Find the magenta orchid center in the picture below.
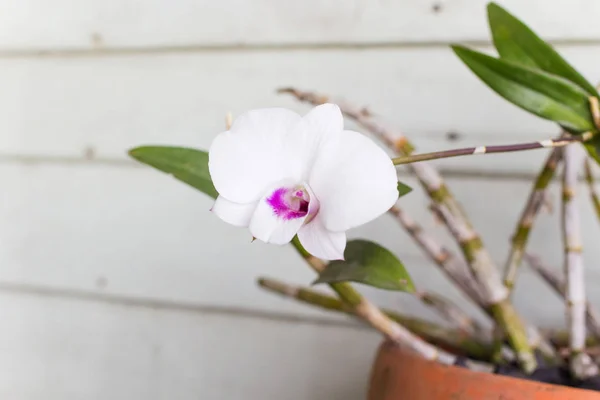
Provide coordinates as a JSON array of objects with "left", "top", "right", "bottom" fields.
[{"left": 266, "top": 185, "right": 318, "bottom": 223}]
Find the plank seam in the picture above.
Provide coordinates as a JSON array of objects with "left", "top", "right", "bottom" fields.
[{"left": 0, "top": 38, "right": 599, "bottom": 59}]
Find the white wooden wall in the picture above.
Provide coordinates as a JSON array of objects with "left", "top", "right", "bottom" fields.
[{"left": 2, "top": 1, "right": 600, "bottom": 399}]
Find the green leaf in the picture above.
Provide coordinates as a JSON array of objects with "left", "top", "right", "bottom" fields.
[
  {"left": 129, "top": 146, "right": 218, "bottom": 199},
  {"left": 452, "top": 45, "right": 594, "bottom": 133},
  {"left": 397, "top": 181, "right": 412, "bottom": 198},
  {"left": 487, "top": 2, "right": 599, "bottom": 97},
  {"left": 313, "top": 240, "right": 415, "bottom": 292}
]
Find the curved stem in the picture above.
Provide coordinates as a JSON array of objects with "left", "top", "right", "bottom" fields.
[
  {"left": 290, "top": 237, "right": 492, "bottom": 372},
  {"left": 257, "top": 277, "right": 495, "bottom": 360}
]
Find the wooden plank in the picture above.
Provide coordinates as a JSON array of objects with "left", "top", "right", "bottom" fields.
[
  {"left": 0, "top": 1, "right": 599, "bottom": 50},
  {"left": 2, "top": 46, "right": 599, "bottom": 175},
  {"left": 0, "top": 162, "right": 596, "bottom": 328},
  {"left": 0, "top": 289, "right": 379, "bottom": 400}
]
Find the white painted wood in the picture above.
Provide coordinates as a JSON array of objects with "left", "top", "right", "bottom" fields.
[
  {"left": 0, "top": 1, "right": 597, "bottom": 50},
  {"left": 1, "top": 45, "right": 599, "bottom": 175},
  {"left": 0, "top": 289, "right": 379, "bottom": 400},
  {"left": 5, "top": 2, "right": 600, "bottom": 398},
  {"left": 0, "top": 161, "right": 597, "bottom": 328}
]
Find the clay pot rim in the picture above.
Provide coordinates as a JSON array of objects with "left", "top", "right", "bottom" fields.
[{"left": 368, "top": 341, "right": 600, "bottom": 400}]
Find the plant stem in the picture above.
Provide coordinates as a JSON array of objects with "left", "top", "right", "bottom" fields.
[
  {"left": 416, "top": 290, "right": 485, "bottom": 336},
  {"left": 430, "top": 203, "right": 537, "bottom": 372},
  {"left": 584, "top": 158, "right": 600, "bottom": 221},
  {"left": 590, "top": 96, "right": 600, "bottom": 130},
  {"left": 390, "top": 134, "right": 591, "bottom": 165},
  {"left": 547, "top": 329, "right": 598, "bottom": 349},
  {"left": 257, "top": 276, "right": 495, "bottom": 360},
  {"left": 290, "top": 237, "right": 492, "bottom": 372},
  {"left": 281, "top": 87, "right": 541, "bottom": 372},
  {"left": 388, "top": 206, "right": 485, "bottom": 327},
  {"left": 388, "top": 205, "right": 484, "bottom": 307},
  {"left": 525, "top": 253, "right": 600, "bottom": 340},
  {"left": 503, "top": 148, "right": 562, "bottom": 292},
  {"left": 561, "top": 145, "right": 599, "bottom": 379},
  {"left": 388, "top": 207, "right": 522, "bottom": 360}
]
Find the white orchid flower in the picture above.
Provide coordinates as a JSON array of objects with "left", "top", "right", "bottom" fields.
[{"left": 208, "top": 104, "right": 398, "bottom": 260}]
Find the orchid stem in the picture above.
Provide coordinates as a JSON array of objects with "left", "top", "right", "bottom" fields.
[
  {"left": 430, "top": 203, "right": 539, "bottom": 372},
  {"left": 416, "top": 290, "right": 486, "bottom": 337},
  {"left": 290, "top": 237, "right": 492, "bottom": 372},
  {"left": 389, "top": 205, "right": 518, "bottom": 361},
  {"left": 225, "top": 111, "right": 233, "bottom": 129},
  {"left": 525, "top": 253, "right": 600, "bottom": 341},
  {"left": 584, "top": 158, "right": 600, "bottom": 222},
  {"left": 503, "top": 147, "right": 563, "bottom": 292},
  {"left": 257, "top": 276, "right": 495, "bottom": 360},
  {"left": 561, "top": 145, "right": 598, "bottom": 379},
  {"left": 388, "top": 205, "right": 484, "bottom": 308},
  {"left": 391, "top": 134, "right": 591, "bottom": 166},
  {"left": 590, "top": 96, "right": 600, "bottom": 130}
]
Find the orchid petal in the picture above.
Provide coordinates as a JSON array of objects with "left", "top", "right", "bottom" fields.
[
  {"left": 249, "top": 183, "right": 308, "bottom": 245},
  {"left": 297, "top": 216, "right": 346, "bottom": 260},
  {"left": 211, "top": 196, "right": 257, "bottom": 227},
  {"left": 308, "top": 130, "right": 398, "bottom": 232},
  {"left": 300, "top": 103, "right": 344, "bottom": 154},
  {"left": 296, "top": 183, "right": 345, "bottom": 260},
  {"left": 208, "top": 108, "right": 304, "bottom": 203},
  {"left": 284, "top": 103, "right": 344, "bottom": 180}
]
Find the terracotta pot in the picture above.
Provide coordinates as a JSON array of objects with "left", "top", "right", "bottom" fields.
[{"left": 368, "top": 342, "right": 600, "bottom": 400}]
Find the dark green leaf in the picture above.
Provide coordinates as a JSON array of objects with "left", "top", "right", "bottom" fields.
[
  {"left": 129, "top": 146, "right": 218, "bottom": 199},
  {"left": 487, "top": 2, "right": 598, "bottom": 97},
  {"left": 313, "top": 240, "right": 415, "bottom": 292},
  {"left": 452, "top": 45, "right": 594, "bottom": 133},
  {"left": 397, "top": 181, "right": 412, "bottom": 198}
]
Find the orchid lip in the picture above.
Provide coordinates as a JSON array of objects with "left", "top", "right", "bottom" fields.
[{"left": 266, "top": 184, "right": 317, "bottom": 222}]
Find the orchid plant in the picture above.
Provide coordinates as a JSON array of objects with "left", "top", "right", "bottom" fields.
[{"left": 129, "top": 2, "right": 600, "bottom": 387}]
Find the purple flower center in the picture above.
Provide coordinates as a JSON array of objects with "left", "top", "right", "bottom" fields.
[{"left": 266, "top": 186, "right": 311, "bottom": 220}]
